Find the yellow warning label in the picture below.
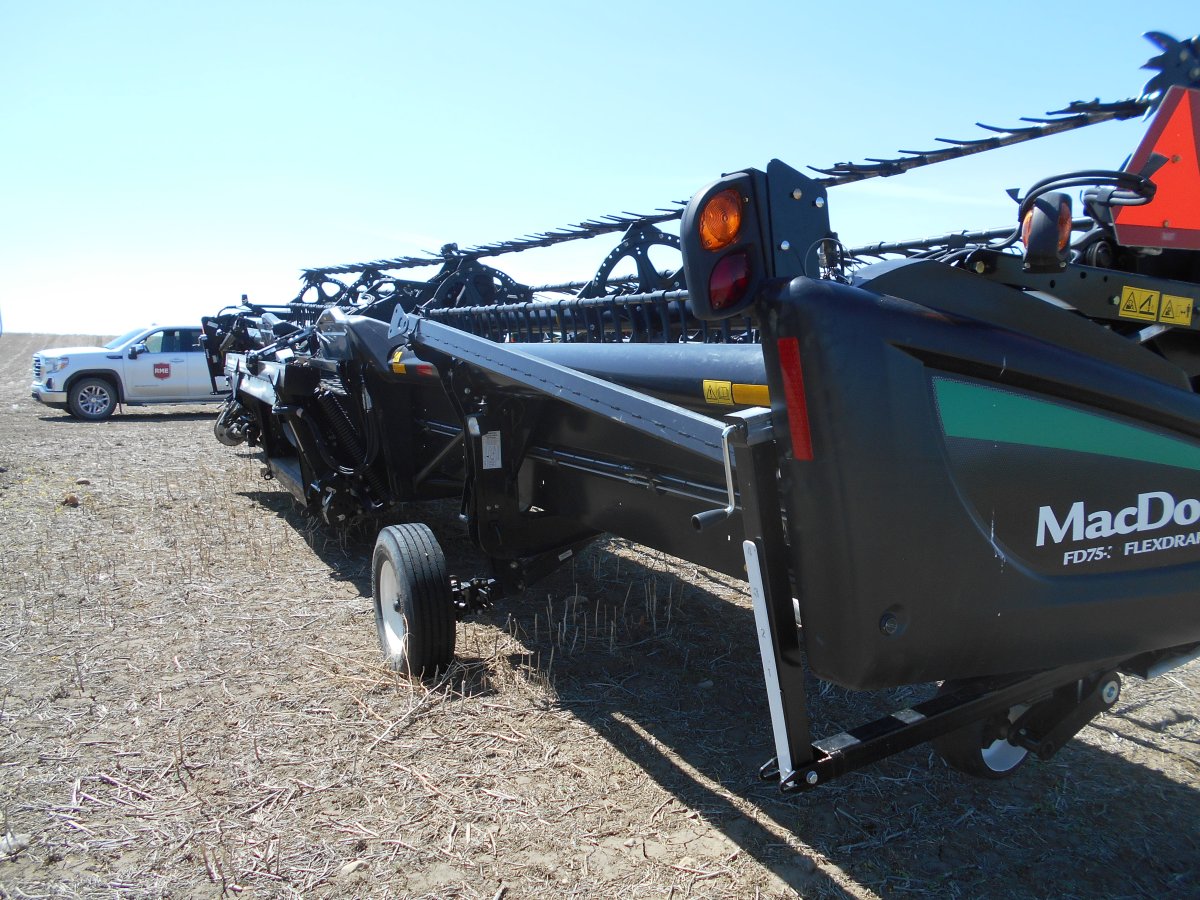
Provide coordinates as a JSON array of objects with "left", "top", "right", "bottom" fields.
[
  {"left": 1118, "top": 286, "right": 1160, "bottom": 322},
  {"left": 1159, "top": 294, "right": 1195, "bottom": 327},
  {"left": 390, "top": 349, "right": 407, "bottom": 374},
  {"left": 703, "top": 380, "right": 734, "bottom": 405},
  {"left": 732, "top": 383, "right": 770, "bottom": 406}
]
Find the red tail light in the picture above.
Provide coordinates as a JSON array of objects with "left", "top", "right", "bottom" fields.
[{"left": 709, "top": 251, "right": 751, "bottom": 310}]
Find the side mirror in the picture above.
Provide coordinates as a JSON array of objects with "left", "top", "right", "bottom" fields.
[{"left": 128, "top": 342, "right": 147, "bottom": 360}]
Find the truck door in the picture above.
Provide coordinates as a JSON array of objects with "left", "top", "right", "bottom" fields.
[
  {"left": 181, "top": 328, "right": 228, "bottom": 397},
  {"left": 125, "top": 329, "right": 193, "bottom": 400}
]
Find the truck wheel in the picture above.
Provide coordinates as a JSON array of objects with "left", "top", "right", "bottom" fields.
[
  {"left": 932, "top": 680, "right": 1030, "bottom": 779},
  {"left": 372, "top": 523, "right": 456, "bottom": 677},
  {"left": 67, "top": 377, "right": 117, "bottom": 421}
]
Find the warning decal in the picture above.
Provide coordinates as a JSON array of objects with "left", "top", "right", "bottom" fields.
[
  {"left": 703, "top": 380, "right": 734, "bottom": 405},
  {"left": 1159, "top": 294, "right": 1195, "bottom": 327},
  {"left": 1118, "top": 286, "right": 1160, "bottom": 322},
  {"left": 482, "top": 431, "right": 502, "bottom": 470},
  {"left": 1119, "top": 287, "right": 1197, "bottom": 327}
]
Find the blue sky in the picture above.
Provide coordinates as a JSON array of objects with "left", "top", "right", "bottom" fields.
[{"left": 1, "top": 1, "right": 1195, "bottom": 334}]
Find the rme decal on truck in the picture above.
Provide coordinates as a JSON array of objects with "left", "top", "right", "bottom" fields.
[{"left": 1037, "top": 491, "right": 1200, "bottom": 546}]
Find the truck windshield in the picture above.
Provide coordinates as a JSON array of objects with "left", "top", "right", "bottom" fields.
[{"left": 105, "top": 329, "right": 145, "bottom": 350}]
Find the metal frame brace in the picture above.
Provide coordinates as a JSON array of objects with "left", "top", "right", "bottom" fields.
[{"left": 723, "top": 408, "right": 815, "bottom": 787}]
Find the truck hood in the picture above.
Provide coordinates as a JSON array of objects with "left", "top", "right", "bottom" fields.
[{"left": 34, "top": 345, "right": 113, "bottom": 357}]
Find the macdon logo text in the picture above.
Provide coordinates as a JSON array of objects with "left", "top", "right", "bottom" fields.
[{"left": 1037, "top": 491, "right": 1200, "bottom": 547}]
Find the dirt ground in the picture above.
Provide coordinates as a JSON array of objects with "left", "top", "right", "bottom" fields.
[{"left": 1, "top": 332, "right": 1198, "bottom": 899}]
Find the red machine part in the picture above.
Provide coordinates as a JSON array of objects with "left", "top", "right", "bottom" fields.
[{"left": 1114, "top": 86, "right": 1200, "bottom": 250}]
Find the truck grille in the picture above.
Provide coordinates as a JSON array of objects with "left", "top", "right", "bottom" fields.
[{"left": 32, "top": 356, "right": 42, "bottom": 379}]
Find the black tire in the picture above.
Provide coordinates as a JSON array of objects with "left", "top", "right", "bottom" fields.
[
  {"left": 932, "top": 680, "right": 1030, "bottom": 779},
  {"left": 372, "top": 523, "right": 456, "bottom": 677},
  {"left": 67, "top": 377, "right": 117, "bottom": 421}
]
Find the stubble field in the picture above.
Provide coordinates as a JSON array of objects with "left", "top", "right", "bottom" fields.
[{"left": 0, "top": 332, "right": 1197, "bottom": 899}]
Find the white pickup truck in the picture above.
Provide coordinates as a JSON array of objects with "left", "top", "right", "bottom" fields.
[{"left": 31, "top": 325, "right": 229, "bottom": 421}]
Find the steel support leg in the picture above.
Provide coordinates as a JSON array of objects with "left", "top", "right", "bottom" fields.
[{"left": 732, "top": 431, "right": 814, "bottom": 784}]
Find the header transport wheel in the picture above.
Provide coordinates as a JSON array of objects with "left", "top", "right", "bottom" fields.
[
  {"left": 932, "top": 680, "right": 1031, "bottom": 778},
  {"left": 372, "top": 523, "right": 456, "bottom": 677},
  {"left": 213, "top": 399, "right": 250, "bottom": 446}
]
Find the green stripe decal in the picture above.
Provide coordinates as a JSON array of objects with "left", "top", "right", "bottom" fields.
[{"left": 934, "top": 378, "right": 1200, "bottom": 472}]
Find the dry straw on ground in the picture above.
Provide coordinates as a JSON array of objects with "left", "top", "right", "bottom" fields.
[{"left": 1, "top": 334, "right": 1197, "bottom": 899}]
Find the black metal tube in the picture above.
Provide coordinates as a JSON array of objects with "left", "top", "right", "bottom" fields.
[{"left": 849, "top": 219, "right": 1094, "bottom": 258}]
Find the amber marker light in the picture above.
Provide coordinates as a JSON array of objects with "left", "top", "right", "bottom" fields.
[
  {"left": 1056, "top": 200, "right": 1072, "bottom": 250},
  {"left": 699, "top": 188, "right": 743, "bottom": 251},
  {"left": 1022, "top": 197, "right": 1073, "bottom": 251}
]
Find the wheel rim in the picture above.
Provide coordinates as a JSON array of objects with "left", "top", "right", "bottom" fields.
[
  {"left": 79, "top": 384, "right": 111, "bottom": 416},
  {"left": 979, "top": 737, "right": 1027, "bottom": 773},
  {"left": 376, "top": 559, "right": 408, "bottom": 661},
  {"left": 979, "top": 704, "right": 1030, "bottom": 773}
]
